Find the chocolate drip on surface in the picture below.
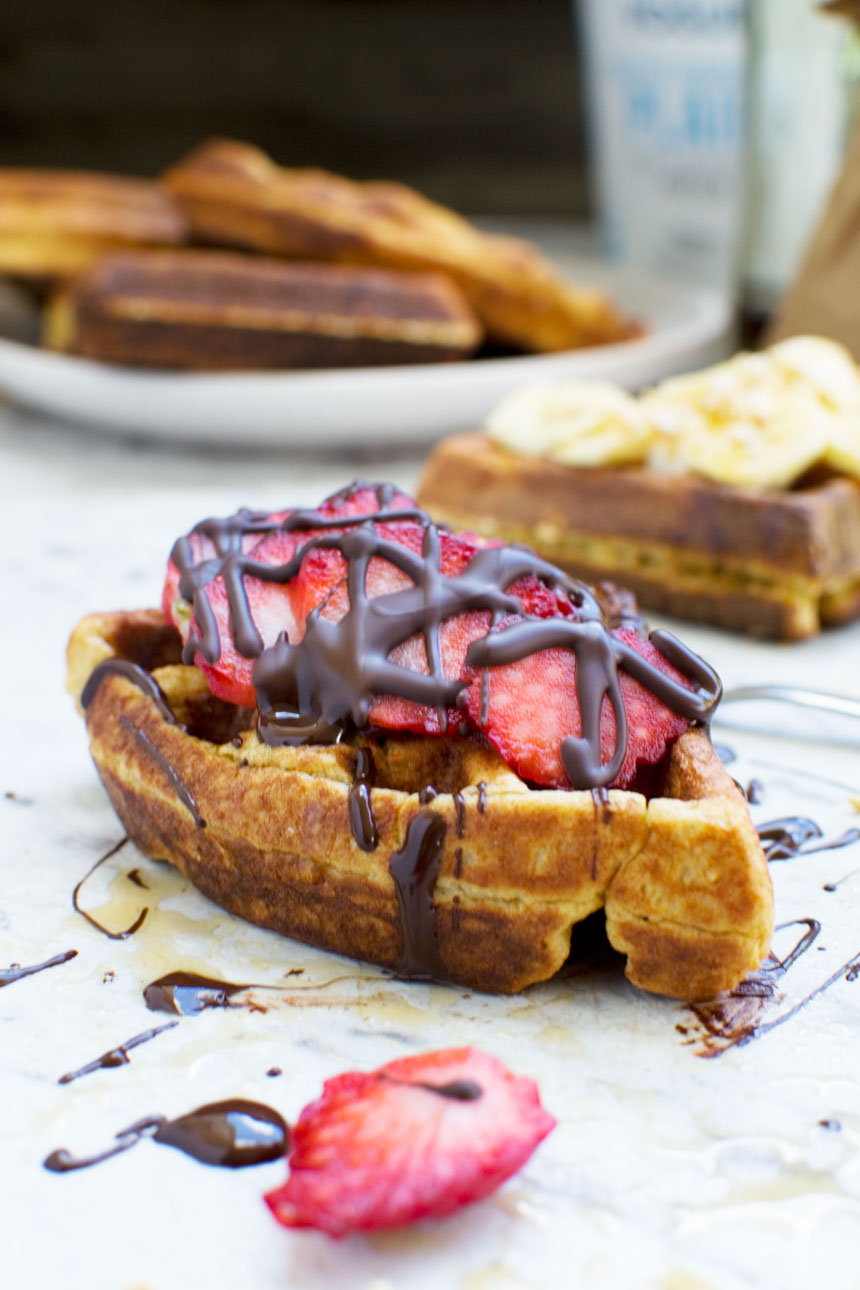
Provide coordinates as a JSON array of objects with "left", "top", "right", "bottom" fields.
[
  {"left": 757, "top": 817, "right": 860, "bottom": 864},
  {"left": 81, "top": 659, "right": 179, "bottom": 727},
  {"left": 118, "top": 716, "right": 205, "bottom": 828},
  {"left": 144, "top": 971, "right": 249, "bottom": 1015},
  {"left": 418, "top": 785, "right": 438, "bottom": 804},
  {"left": 348, "top": 747, "right": 377, "bottom": 851},
  {"left": 171, "top": 483, "right": 721, "bottom": 790},
  {"left": 44, "top": 1116, "right": 165, "bottom": 1174},
  {"left": 389, "top": 811, "right": 447, "bottom": 980},
  {"left": 127, "top": 868, "right": 148, "bottom": 889},
  {"left": 73, "top": 837, "right": 147, "bottom": 940},
  {"left": 58, "top": 1022, "right": 178, "bottom": 1084},
  {"left": 152, "top": 1100, "right": 289, "bottom": 1168},
  {"left": 476, "top": 782, "right": 487, "bottom": 814},
  {"left": 757, "top": 817, "right": 822, "bottom": 861},
  {"left": 0, "top": 949, "right": 77, "bottom": 989},
  {"left": 43, "top": 1101, "right": 288, "bottom": 1174},
  {"left": 677, "top": 918, "right": 847, "bottom": 1057}
]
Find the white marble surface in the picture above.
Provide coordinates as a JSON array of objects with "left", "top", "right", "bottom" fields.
[{"left": 2, "top": 403, "right": 860, "bottom": 1290}]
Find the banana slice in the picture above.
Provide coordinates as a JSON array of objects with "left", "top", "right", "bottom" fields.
[
  {"left": 486, "top": 379, "right": 653, "bottom": 466},
  {"left": 643, "top": 341, "right": 860, "bottom": 489}
]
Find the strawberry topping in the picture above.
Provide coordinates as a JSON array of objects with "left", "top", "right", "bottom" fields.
[
  {"left": 264, "top": 1046, "right": 555, "bottom": 1237},
  {"left": 164, "top": 482, "right": 720, "bottom": 790}
]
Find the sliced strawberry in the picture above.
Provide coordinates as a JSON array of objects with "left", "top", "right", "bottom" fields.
[
  {"left": 461, "top": 623, "right": 690, "bottom": 790},
  {"left": 264, "top": 1046, "right": 555, "bottom": 1237},
  {"left": 164, "top": 486, "right": 703, "bottom": 788}
]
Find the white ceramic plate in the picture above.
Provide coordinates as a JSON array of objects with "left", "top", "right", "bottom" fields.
[{"left": 0, "top": 260, "right": 731, "bottom": 445}]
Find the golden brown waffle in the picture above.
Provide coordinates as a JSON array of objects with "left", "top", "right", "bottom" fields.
[
  {"left": 43, "top": 248, "right": 483, "bottom": 370},
  {"left": 416, "top": 432, "right": 860, "bottom": 640},
  {"left": 163, "top": 138, "right": 636, "bottom": 354},
  {"left": 0, "top": 169, "right": 188, "bottom": 287},
  {"left": 67, "top": 608, "right": 773, "bottom": 999}
]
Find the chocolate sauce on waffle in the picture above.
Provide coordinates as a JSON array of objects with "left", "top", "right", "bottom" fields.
[
  {"left": 388, "top": 810, "right": 447, "bottom": 979},
  {"left": 81, "top": 658, "right": 180, "bottom": 727},
  {"left": 0, "top": 949, "right": 77, "bottom": 989},
  {"left": 44, "top": 1100, "right": 288, "bottom": 1173},
  {"left": 58, "top": 1021, "right": 178, "bottom": 1084},
  {"left": 118, "top": 715, "right": 205, "bottom": 828},
  {"left": 170, "top": 482, "right": 720, "bottom": 791},
  {"left": 349, "top": 747, "right": 377, "bottom": 851}
]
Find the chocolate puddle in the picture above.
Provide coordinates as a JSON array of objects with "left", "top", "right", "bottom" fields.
[
  {"left": 73, "top": 837, "right": 148, "bottom": 940},
  {"left": 0, "top": 949, "right": 77, "bottom": 989},
  {"left": 58, "top": 1021, "right": 178, "bottom": 1084},
  {"left": 44, "top": 1100, "right": 289, "bottom": 1174}
]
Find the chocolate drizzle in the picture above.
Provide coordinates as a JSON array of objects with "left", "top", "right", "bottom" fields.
[
  {"left": 58, "top": 1022, "right": 178, "bottom": 1084},
  {"left": 757, "top": 816, "right": 860, "bottom": 863},
  {"left": 73, "top": 837, "right": 148, "bottom": 940},
  {"left": 81, "top": 659, "right": 180, "bottom": 727},
  {"left": 348, "top": 747, "right": 377, "bottom": 851},
  {"left": 143, "top": 971, "right": 250, "bottom": 1015},
  {"left": 170, "top": 483, "right": 721, "bottom": 790},
  {"left": 388, "top": 811, "right": 447, "bottom": 979},
  {"left": 44, "top": 1100, "right": 289, "bottom": 1174},
  {"left": 118, "top": 716, "right": 205, "bottom": 828},
  {"left": 382, "top": 1074, "right": 482, "bottom": 1101},
  {"left": 676, "top": 918, "right": 860, "bottom": 1057},
  {"left": 0, "top": 949, "right": 77, "bottom": 989}
]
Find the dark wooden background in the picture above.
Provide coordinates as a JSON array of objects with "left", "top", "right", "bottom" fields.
[{"left": 0, "top": 0, "right": 591, "bottom": 217}]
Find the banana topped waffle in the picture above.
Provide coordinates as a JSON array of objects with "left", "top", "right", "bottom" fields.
[
  {"left": 163, "top": 138, "right": 636, "bottom": 354},
  {"left": 417, "top": 339, "right": 860, "bottom": 639},
  {"left": 67, "top": 483, "right": 773, "bottom": 998}
]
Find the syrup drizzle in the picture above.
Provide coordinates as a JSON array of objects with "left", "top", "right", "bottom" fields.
[
  {"left": 0, "top": 949, "right": 77, "bottom": 989},
  {"left": 170, "top": 483, "right": 720, "bottom": 791},
  {"left": 72, "top": 838, "right": 148, "bottom": 940},
  {"left": 58, "top": 1022, "right": 178, "bottom": 1084},
  {"left": 43, "top": 1100, "right": 289, "bottom": 1173}
]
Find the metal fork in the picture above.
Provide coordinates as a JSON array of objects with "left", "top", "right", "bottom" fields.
[{"left": 720, "top": 684, "right": 860, "bottom": 721}]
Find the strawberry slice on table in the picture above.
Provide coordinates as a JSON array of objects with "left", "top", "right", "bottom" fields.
[{"left": 264, "top": 1046, "right": 555, "bottom": 1238}]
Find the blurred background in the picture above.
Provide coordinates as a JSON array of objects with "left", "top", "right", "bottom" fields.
[
  {"left": 0, "top": 0, "right": 593, "bottom": 217},
  {"left": 2, "top": 0, "right": 856, "bottom": 322}
]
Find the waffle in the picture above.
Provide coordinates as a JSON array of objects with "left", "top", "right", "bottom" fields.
[
  {"left": 67, "top": 607, "right": 772, "bottom": 999},
  {"left": 162, "top": 138, "right": 636, "bottom": 354},
  {"left": 0, "top": 169, "right": 187, "bottom": 287},
  {"left": 43, "top": 248, "right": 483, "bottom": 370},
  {"left": 416, "top": 432, "right": 860, "bottom": 639}
]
